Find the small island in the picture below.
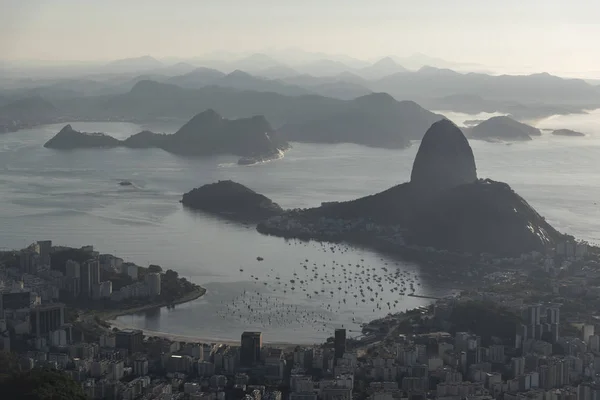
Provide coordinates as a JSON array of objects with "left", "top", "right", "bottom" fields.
[
  {"left": 467, "top": 115, "right": 541, "bottom": 141},
  {"left": 552, "top": 128, "right": 586, "bottom": 137},
  {"left": 44, "top": 110, "right": 289, "bottom": 165},
  {"left": 181, "top": 180, "right": 283, "bottom": 222}
]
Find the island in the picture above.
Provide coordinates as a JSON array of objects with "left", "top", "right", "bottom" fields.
[
  {"left": 257, "top": 119, "right": 564, "bottom": 256},
  {"left": 552, "top": 128, "right": 586, "bottom": 137},
  {"left": 43, "top": 110, "right": 289, "bottom": 165},
  {"left": 181, "top": 180, "right": 284, "bottom": 222},
  {"left": 44, "top": 124, "right": 121, "bottom": 148},
  {"left": 466, "top": 115, "right": 541, "bottom": 141}
]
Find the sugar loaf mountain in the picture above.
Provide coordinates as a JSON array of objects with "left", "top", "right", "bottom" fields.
[
  {"left": 43, "top": 110, "right": 288, "bottom": 165},
  {"left": 251, "top": 119, "right": 564, "bottom": 256}
]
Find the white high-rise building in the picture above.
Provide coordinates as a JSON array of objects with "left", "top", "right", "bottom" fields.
[
  {"left": 583, "top": 325, "right": 595, "bottom": 344},
  {"left": 145, "top": 273, "right": 161, "bottom": 297}
]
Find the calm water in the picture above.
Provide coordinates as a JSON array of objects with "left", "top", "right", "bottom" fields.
[{"left": 1, "top": 110, "right": 599, "bottom": 343}]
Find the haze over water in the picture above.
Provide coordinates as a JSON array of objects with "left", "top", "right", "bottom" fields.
[{"left": 0, "top": 110, "right": 599, "bottom": 343}]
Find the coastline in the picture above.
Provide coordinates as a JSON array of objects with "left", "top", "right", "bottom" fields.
[
  {"left": 106, "top": 319, "right": 302, "bottom": 348},
  {"left": 95, "top": 286, "right": 206, "bottom": 322}
]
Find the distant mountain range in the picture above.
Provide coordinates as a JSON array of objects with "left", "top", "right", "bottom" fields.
[
  {"left": 59, "top": 82, "right": 444, "bottom": 147},
  {"left": 279, "top": 93, "right": 442, "bottom": 148},
  {"left": 3, "top": 58, "right": 599, "bottom": 121}
]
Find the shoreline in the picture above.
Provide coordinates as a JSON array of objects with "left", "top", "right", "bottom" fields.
[
  {"left": 107, "top": 318, "right": 306, "bottom": 348},
  {"left": 95, "top": 286, "right": 206, "bottom": 322}
]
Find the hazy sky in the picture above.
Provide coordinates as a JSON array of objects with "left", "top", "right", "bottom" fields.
[{"left": 2, "top": 0, "right": 600, "bottom": 76}]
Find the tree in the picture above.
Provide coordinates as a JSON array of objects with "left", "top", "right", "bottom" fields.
[
  {"left": 0, "top": 351, "right": 21, "bottom": 383},
  {"left": 165, "top": 269, "right": 178, "bottom": 280},
  {"left": 148, "top": 264, "right": 162, "bottom": 273},
  {"left": 0, "top": 368, "right": 86, "bottom": 400}
]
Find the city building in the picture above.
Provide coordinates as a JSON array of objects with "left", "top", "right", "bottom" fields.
[
  {"left": 36, "top": 240, "right": 52, "bottom": 266},
  {"left": 240, "top": 331, "right": 263, "bottom": 367},
  {"left": 30, "top": 303, "right": 65, "bottom": 337},
  {"left": 20, "top": 249, "right": 40, "bottom": 275},
  {"left": 115, "top": 329, "right": 143, "bottom": 354},
  {"left": 335, "top": 328, "right": 347, "bottom": 361},
  {"left": 81, "top": 258, "right": 100, "bottom": 297},
  {"left": 1, "top": 291, "right": 32, "bottom": 312},
  {"left": 133, "top": 358, "right": 148, "bottom": 376},
  {"left": 145, "top": 273, "right": 161, "bottom": 297}
]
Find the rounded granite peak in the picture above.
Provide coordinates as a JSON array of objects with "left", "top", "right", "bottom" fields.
[{"left": 410, "top": 119, "right": 477, "bottom": 194}]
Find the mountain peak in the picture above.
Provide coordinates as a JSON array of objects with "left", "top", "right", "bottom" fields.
[
  {"left": 226, "top": 70, "right": 253, "bottom": 79},
  {"left": 58, "top": 124, "right": 74, "bottom": 133},
  {"left": 354, "top": 92, "right": 395, "bottom": 104},
  {"left": 373, "top": 57, "right": 397, "bottom": 68},
  {"left": 410, "top": 119, "right": 477, "bottom": 194},
  {"left": 187, "top": 109, "right": 222, "bottom": 124},
  {"left": 417, "top": 65, "right": 457, "bottom": 75}
]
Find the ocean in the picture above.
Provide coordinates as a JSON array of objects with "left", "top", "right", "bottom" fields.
[{"left": 0, "top": 109, "right": 599, "bottom": 343}]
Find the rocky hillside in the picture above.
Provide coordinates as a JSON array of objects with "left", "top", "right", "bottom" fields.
[
  {"left": 162, "top": 109, "right": 286, "bottom": 157},
  {"left": 260, "top": 119, "right": 563, "bottom": 256},
  {"left": 44, "top": 125, "right": 121, "bottom": 149},
  {"left": 410, "top": 119, "right": 477, "bottom": 194}
]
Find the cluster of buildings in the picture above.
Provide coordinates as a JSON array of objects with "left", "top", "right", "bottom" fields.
[
  {"left": 0, "top": 240, "right": 165, "bottom": 354},
  {"left": 3, "top": 241, "right": 162, "bottom": 306},
  {"left": 3, "top": 235, "right": 600, "bottom": 400},
  {"left": 339, "top": 298, "right": 600, "bottom": 400},
  {"left": 13, "top": 327, "right": 290, "bottom": 400}
]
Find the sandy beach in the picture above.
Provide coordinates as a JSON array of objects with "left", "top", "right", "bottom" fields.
[{"left": 108, "top": 317, "right": 307, "bottom": 348}]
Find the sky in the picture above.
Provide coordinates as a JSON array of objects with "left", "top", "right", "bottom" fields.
[{"left": 1, "top": 0, "right": 600, "bottom": 77}]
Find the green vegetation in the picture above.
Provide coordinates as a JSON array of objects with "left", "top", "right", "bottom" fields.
[
  {"left": 0, "top": 367, "right": 86, "bottom": 400},
  {"left": 0, "top": 351, "right": 21, "bottom": 383},
  {"left": 161, "top": 269, "right": 198, "bottom": 303},
  {"left": 50, "top": 248, "right": 93, "bottom": 275},
  {"left": 449, "top": 301, "right": 522, "bottom": 346},
  {"left": 148, "top": 264, "right": 163, "bottom": 273}
]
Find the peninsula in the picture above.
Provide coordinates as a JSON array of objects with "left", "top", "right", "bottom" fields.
[
  {"left": 181, "top": 180, "right": 284, "bottom": 222},
  {"left": 0, "top": 241, "right": 205, "bottom": 342},
  {"left": 258, "top": 119, "right": 564, "bottom": 256},
  {"left": 43, "top": 110, "right": 289, "bottom": 165}
]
